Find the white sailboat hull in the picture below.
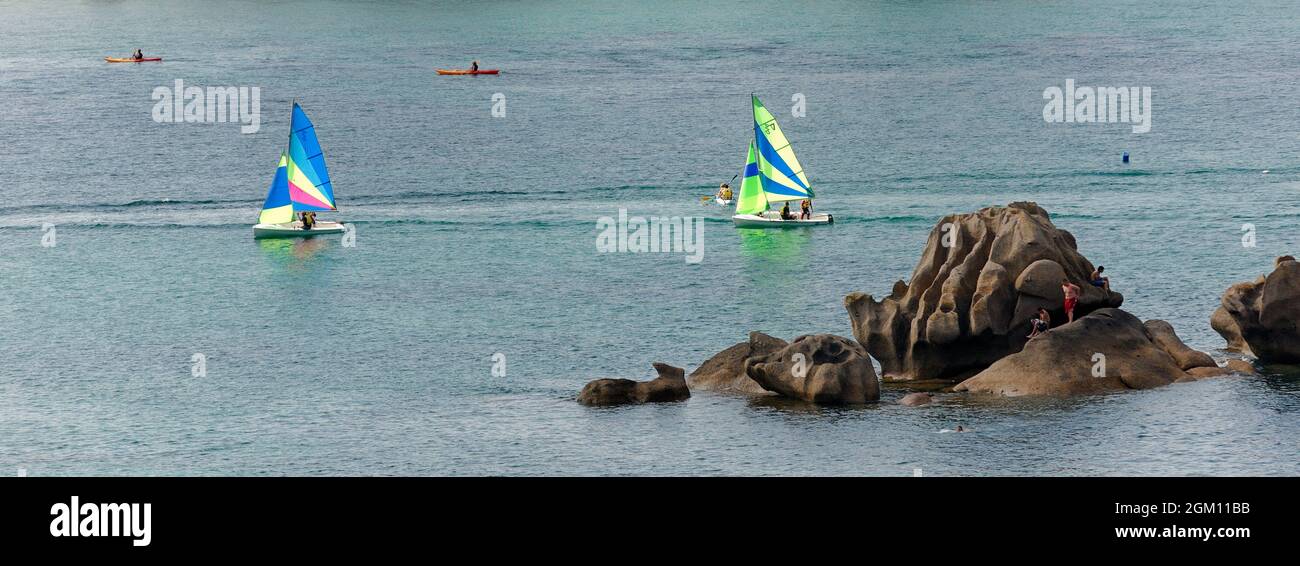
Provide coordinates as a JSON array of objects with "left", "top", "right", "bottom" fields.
[
  {"left": 732, "top": 212, "right": 833, "bottom": 228},
  {"left": 253, "top": 221, "right": 346, "bottom": 239}
]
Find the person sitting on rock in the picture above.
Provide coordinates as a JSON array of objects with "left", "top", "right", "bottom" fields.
[
  {"left": 1028, "top": 307, "right": 1051, "bottom": 339},
  {"left": 1061, "top": 278, "right": 1081, "bottom": 323},
  {"left": 1090, "top": 266, "right": 1110, "bottom": 291}
]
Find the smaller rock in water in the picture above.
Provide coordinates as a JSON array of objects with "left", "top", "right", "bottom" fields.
[
  {"left": 688, "top": 331, "right": 787, "bottom": 394},
  {"left": 1211, "top": 305, "right": 1250, "bottom": 354},
  {"left": 744, "top": 334, "right": 880, "bottom": 404},
  {"left": 1143, "top": 320, "right": 1217, "bottom": 370},
  {"left": 899, "top": 392, "right": 934, "bottom": 406},
  {"left": 1185, "top": 366, "right": 1231, "bottom": 379},
  {"left": 1224, "top": 359, "right": 1258, "bottom": 375},
  {"left": 577, "top": 362, "right": 690, "bottom": 406},
  {"left": 1213, "top": 256, "right": 1300, "bottom": 363},
  {"left": 1184, "top": 359, "right": 1258, "bottom": 380}
]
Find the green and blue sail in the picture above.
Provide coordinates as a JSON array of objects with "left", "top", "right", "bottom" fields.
[{"left": 735, "top": 95, "right": 814, "bottom": 215}]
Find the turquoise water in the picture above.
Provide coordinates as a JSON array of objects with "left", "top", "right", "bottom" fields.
[{"left": 1, "top": 0, "right": 1298, "bottom": 475}]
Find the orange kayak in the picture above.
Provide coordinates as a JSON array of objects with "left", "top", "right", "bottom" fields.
[
  {"left": 436, "top": 69, "right": 499, "bottom": 75},
  {"left": 106, "top": 57, "right": 162, "bottom": 63}
]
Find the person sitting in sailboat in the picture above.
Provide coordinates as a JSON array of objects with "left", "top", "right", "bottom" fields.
[
  {"left": 300, "top": 211, "right": 316, "bottom": 230},
  {"left": 800, "top": 199, "right": 811, "bottom": 219},
  {"left": 780, "top": 202, "right": 794, "bottom": 220}
]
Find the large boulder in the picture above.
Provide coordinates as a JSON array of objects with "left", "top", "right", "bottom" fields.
[
  {"left": 845, "top": 202, "right": 1122, "bottom": 380},
  {"left": 577, "top": 362, "right": 690, "bottom": 406},
  {"left": 1213, "top": 256, "right": 1300, "bottom": 363},
  {"left": 954, "top": 309, "right": 1196, "bottom": 396},
  {"left": 688, "top": 332, "right": 787, "bottom": 394},
  {"left": 743, "top": 334, "right": 880, "bottom": 404}
]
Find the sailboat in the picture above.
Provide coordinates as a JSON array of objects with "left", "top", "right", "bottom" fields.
[
  {"left": 732, "top": 95, "right": 833, "bottom": 227},
  {"left": 252, "top": 102, "right": 346, "bottom": 239}
]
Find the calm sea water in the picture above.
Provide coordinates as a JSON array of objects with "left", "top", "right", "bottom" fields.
[{"left": 1, "top": 0, "right": 1297, "bottom": 476}]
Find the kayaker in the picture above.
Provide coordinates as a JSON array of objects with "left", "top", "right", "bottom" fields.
[
  {"left": 132, "top": 49, "right": 143, "bottom": 60},
  {"left": 800, "top": 199, "right": 811, "bottom": 219},
  {"left": 470, "top": 60, "right": 479, "bottom": 72},
  {"left": 780, "top": 202, "right": 793, "bottom": 220},
  {"left": 718, "top": 183, "right": 733, "bottom": 201}
]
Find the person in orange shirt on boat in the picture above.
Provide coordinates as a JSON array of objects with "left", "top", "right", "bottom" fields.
[{"left": 800, "top": 199, "right": 811, "bottom": 219}]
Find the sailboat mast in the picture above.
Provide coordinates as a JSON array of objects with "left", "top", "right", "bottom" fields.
[
  {"left": 287, "top": 99, "right": 297, "bottom": 162},
  {"left": 751, "top": 94, "right": 769, "bottom": 212}
]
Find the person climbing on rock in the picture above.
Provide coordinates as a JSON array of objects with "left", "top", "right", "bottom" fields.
[
  {"left": 1061, "top": 278, "right": 1081, "bottom": 323},
  {"left": 1028, "top": 307, "right": 1051, "bottom": 339}
]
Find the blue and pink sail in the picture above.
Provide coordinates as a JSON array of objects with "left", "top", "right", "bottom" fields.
[{"left": 258, "top": 103, "right": 337, "bottom": 224}]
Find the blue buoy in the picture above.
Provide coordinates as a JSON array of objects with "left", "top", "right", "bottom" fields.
[{"left": 1122, "top": 152, "right": 1130, "bottom": 164}]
